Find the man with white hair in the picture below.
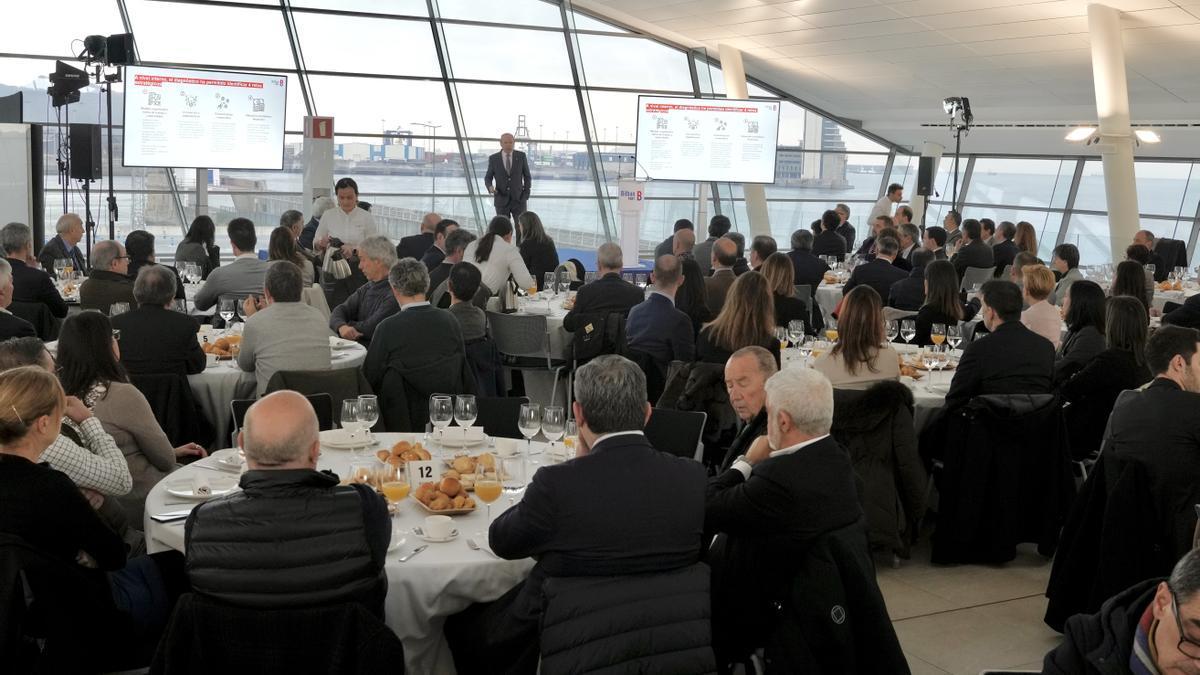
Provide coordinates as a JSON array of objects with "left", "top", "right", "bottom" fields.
[
  {"left": 2, "top": 221, "right": 68, "bottom": 319},
  {"left": 0, "top": 258, "right": 35, "bottom": 339},
  {"left": 185, "top": 391, "right": 390, "bottom": 615},
  {"left": 484, "top": 132, "right": 531, "bottom": 219},
  {"left": 38, "top": 212, "right": 88, "bottom": 273},
  {"left": 705, "top": 367, "right": 904, "bottom": 671},
  {"left": 562, "top": 242, "right": 643, "bottom": 333},
  {"left": 329, "top": 235, "right": 399, "bottom": 345},
  {"left": 79, "top": 240, "right": 134, "bottom": 314}
]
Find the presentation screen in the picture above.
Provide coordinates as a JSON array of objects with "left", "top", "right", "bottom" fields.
[
  {"left": 634, "top": 95, "right": 779, "bottom": 183},
  {"left": 123, "top": 65, "right": 287, "bottom": 170}
]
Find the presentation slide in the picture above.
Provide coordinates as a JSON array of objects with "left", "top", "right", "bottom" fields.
[
  {"left": 634, "top": 95, "right": 780, "bottom": 184},
  {"left": 123, "top": 66, "right": 287, "bottom": 170}
]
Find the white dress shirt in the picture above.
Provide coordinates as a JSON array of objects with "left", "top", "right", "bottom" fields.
[
  {"left": 313, "top": 206, "right": 379, "bottom": 247},
  {"left": 867, "top": 196, "right": 893, "bottom": 228},
  {"left": 731, "top": 433, "right": 831, "bottom": 479},
  {"left": 591, "top": 430, "right": 645, "bottom": 449},
  {"left": 463, "top": 236, "right": 535, "bottom": 295}
]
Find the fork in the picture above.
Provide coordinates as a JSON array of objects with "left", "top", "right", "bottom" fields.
[{"left": 466, "top": 538, "right": 498, "bottom": 558}]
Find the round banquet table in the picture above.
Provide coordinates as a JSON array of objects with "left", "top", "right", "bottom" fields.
[
  {"left": 815, "top": 282, "right": 844, "bottom": 323},
  {"left": 1153, "top": 287, "right": 1200, "bottom": 312},
  {"left": 144, "top": 432, "right": 545, "bottom": 674}
]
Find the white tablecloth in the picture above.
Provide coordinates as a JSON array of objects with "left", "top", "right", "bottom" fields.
[
  {"left": 143, "top": 433, "right": 543, "bottom": 674},
  {"left": 1153, "top": 288, "right": 1200, "bottom": 312},
  {"left": 815, "top": 283, "right": 844, "bottom": 323}
]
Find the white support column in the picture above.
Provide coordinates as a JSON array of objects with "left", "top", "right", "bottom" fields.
[
  {"left": 1087, "top": 2, "right": 1140, "bottom": 261},
  {"left": 909, "top": 142, "right": 944, "bottom": 229},
  {"left": 717, "top": 44, "right": 770, "bottom": 237},
  {"left": 303, "top": 116, "right": 336, "bottom": 219},
  {"left": 697, "top": 182, "right": 709, "bottom": 231},
  {"left": 195, "top": 168, "right": 208, "bottom": 218}
]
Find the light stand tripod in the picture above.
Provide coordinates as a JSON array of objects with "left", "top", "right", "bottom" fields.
[{"left": 100, "top": 68, "right": 119, "bottom": 242}]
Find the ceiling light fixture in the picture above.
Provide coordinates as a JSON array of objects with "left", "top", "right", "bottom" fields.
[
  {"left": 1134, "top": 129, "right": 1161, "bottom": 144},
  {"left": 1065, "top": 126, "right": 1097, "bottom": 142}
]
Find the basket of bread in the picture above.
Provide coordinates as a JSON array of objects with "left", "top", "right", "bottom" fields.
[
  {"left": 822, "top": 271, "right": 839, "bottom": 285},
  {"left": 441, "top": 453, "right": 499, "bottom": 491},
  {"left": 1157, "top": 280, "right": 1184, "bottom": 292},
  {"left": 375, "top": 440, "right": 432, "bottom": 468},
  {"left": 201, "top": 335, "right": 242, "bottom": 359},
  {"left": 412, "top": 477, "right": 477, "bottom": 514}
]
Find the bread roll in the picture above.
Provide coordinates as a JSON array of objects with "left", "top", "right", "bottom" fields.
[{"left": 438, "top": 476, "right": 461, "bottom": 498}]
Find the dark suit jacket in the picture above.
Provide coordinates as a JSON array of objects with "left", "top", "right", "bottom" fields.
[
  {"left": 703, "top": 269, "right": 737, "bottom": 316},
  {"left": 788, "top": 250, "right": 830, "bottom": 296},
  {"left": 38, "top": 235, "right": 87, "bottom": 274},
  {"left": 951, "top": 240, "right": 995, "bottom": 281},
  {"left": 836, "top": 223, "right": 856, "bottom": 251},
  {"left": 563, "top": 273, "right": 644, "bottom": 332},
  {"left": 111, "top": 305, "right": 205, "bottom": 377},
  {"left": 491, "top": 434, "right": 707, "bottom": 618},
  {"left": 79, "top": 270, "right": 136, "bottom": 314},
  {"left": 812, "top": 230, "right": 847, "bottom": 261},
  {"left": 991, "top": 239, "right": 1019, "bottom": 277},
  {"left": 843, "top": 258, "right": 908, "bottom": 303},
  {"left": 519, "top": 239, "right": 560, "bottom": 291},
  {"left": 717, "top": 409, "right": 766, "bottom": 472},
  {"left": 773, "top": 294, "right": 808, "bottom": 328},
  {"left": 888, "top": 267, "right": 925, "bottom": 311},
  {"left": 945, "top": 320, "right": 1054, "bottom": 409},
  {"left": 626, "top": 292, "right": 695, "bottom": 365},
  {"left": 654, "top": 235, "right": 675, "bottom": 259},
  {"left": 419, "top": 244, "right": 445, "bottom": 271},
  {"left": 427, "top": 261, "right": 453, "bottom": 297},
  {"left": 396, "top": 232, "right": 434, "bottom": 262},
  {"left": 1164, "top": 293, "right": 1200, "bottom": 330},
  {"left": 1148, "top": 251, "right": 1168, "bottom": 283},
  {"left": 484, "top": 150, "right": 532, "bottom": 213},
  {"left": 9, "top": 258, "right": 67, "bottom": 318},
  {"left": 0, "top": 310, "right": 35, "bottom": 340}
]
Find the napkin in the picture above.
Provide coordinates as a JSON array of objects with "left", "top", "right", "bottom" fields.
[{"left": 192, "top": 473, "right": 212, "bottom": 497}]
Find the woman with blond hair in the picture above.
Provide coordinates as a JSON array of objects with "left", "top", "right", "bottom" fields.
[
  {"left": 760, "top": 252, "right": 808, "bottom": 328},
  {"left": 695, "top": 271, "right": 780, "bottom": 365},
  {"left": 1020, "top": 264, "right": 1063, "bottom": 348},
  {"left": 1014, "top": 221, "right": 1038, "bottom": 255},
  {"left": 813, "top": 285, "right": 901, "bottom": 388}
]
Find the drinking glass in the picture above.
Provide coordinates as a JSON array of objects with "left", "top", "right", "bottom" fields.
[
  {"left": 474, "top": 466, "right": 503, "bottom": 529},
  {"left": 774, "top": 326, "right": 789, "bottom": 351},
  {"left": 796, "top": 335, "right": 812, "bottom": 366},
  {"left": 900, "top": 319, "right": 917, "bottom": 344},
  {"left": 429, "top": 395, "right": 453, "bottom": 447},
  {"left": 946, "top": 325, "right": 963, "bottom": 351},
  {"left": 825, "top": 318, "right": 839, "bottom": 342},
  {"left": 541, "top": 406, "right": 565, "bottom": 455},
  {"left": 218, "top": 298, "right": 237, "bottom": 326},
  {"left": 922, "top": 348, "right": 939, "bottom": 392},
  {"left": 53, "top": 258, "right": 69, "bottom": 282},
  {"left": 543, "top": 272, "right": 556, "bottom": 295},
  {"left": 357, "top": 395, "right": 379, "bottom": 437},
  {"left": 787, "top": 320, "right": 805, "bottom": 345},
  {"left": 562, "top": 419, "right": 579, "bottom": 459},
  {"left": 109, "top": 302, "right": 130, "bottom": 317},
  {"left": 170, "top": 299, "right": 187, "bottom": 313},
  {"left": 584, "top": 271, "right": 597, "bottom": 284},
  {"left": 931, "top": 323, "right": 947, "bottom": 347},
  {"left": 886, "top": 320, "right": 899, "bottom": 343},
  {"left": 380, "top": 463, "right": 410, "bottom": 509},
  {"left": 340, "top": 399, "right": 361, "bottom": 444},
  {"left": 501, "top": 454, "right": 526, "bottom": 494},
  {"left": 1147, "top": 263, "right": 1157, "bottom": 278},
  {"left": 518, "top": 403, "right": 541, "bottom": 456},
  {"left": 454, "top": 394, "right": 477, "bottom": 429},
  {"left": 349, "top": 460, "right": 378, "bottom": 489}
]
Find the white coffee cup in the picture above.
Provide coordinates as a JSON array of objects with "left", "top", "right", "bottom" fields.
[
  {"left": 494, "top": 437, "right": 520, "bottom": 457},
  {"left": 424, "top": 515, "right": 453, "bottom": 540}
]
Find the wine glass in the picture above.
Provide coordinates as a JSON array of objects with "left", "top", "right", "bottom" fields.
[
  {"left": 474, "top": 465, "right": 502, "bottom": 533},
  {"left": 340, "top": 399, "right": 361, "bottom": 446},
  {"left": 562, "top": 419, "right": 578, "bottom": 460},
  {"left": 518, "top": 403, "right": 541, "bottom": 457},
  {"left": 584, "top": 271, "right": 597, "bottom": 284},
  {"left": 541, "top": 406, "right": 565, "bottom": 456},
  {"left": 946, "top": 325, "right": 962, "bottom": 351},
  {"left": 429, "top": 395, "right": 453, "bottom": 449},
  {"left": 53, "top": 258, "right": 69, "bottom": 282},
  {"left": 109, "top": 302, "right": 130, "bottom": 317},
  {"left": 824, "top": 317, "right": 839, "bottom": 343},
  {"left": 796, "top": 334, "right": 812, "bottom": 366},
  {"left": 454, "top": 394, "right": 477, "bottom": 430},
  {"left": 787, "top": 320, "right": 805, "bottom": 346},
  {"left": 357, "top": 395, "right": 379, "bottom": 439},
  {"left": 886, "top": 320, "right": 899, "bottom": 343},
  {"left": 900, "top": 319, "right": 917, "bottom": 344},
  {"left": 218, "top": 298, "right": 237, "bottom": 326},
  {"left": 543, "top": 272, "right": 555, "bottom": 295},
  {"left": 922, "top": 348, "right": 939, "bottom": 392},
  {"left": 931, "top": 323, "right": 947, "bottom": 347},
  {"left": 774, "top": 326, "right": 789, "bottom": 351},
  {"left": 379, "top": 463, "right": 410, "bottom": 517}
]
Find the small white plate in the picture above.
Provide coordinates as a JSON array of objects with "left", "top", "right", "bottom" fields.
[
  {"left": 415, "top": 528, "right": 459, "bottom": 544},
  {"left": 320, "top": 429, "right": 376, "bottom": 449},
  {"left": 166, "top": 483, "right": 237, "bottom": 500},
  {"left": 436, "top": 434, "right": 489, "bottom": 449}
]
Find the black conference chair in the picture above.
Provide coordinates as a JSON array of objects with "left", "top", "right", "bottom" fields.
[
  {"left": 476, "top": 396, "right": 530, "bottom": 440},
  {"left": 643, "top": 407, "right": 707, "bottom": 461}
]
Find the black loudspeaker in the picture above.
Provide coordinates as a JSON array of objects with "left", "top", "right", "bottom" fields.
[
  {"left": 69, "top": 124, "right": 102, "bottom": 181},
  {"left": 107, "top": 33, "right": 136, "bottom": 66},
  {"left": 916, "top": 156, "right": 935, "bottom": 197}
]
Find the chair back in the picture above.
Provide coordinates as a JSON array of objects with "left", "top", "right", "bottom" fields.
[
  {"left": 128, "top": 372, "right": 215, "bottom": 449},
  {"left": 264, "top": 368, "right": 373, "bottom": 426},
  {"left": 539, "top": 563, "right": 715, "bottom": 675},
  {"left": 644, "top": 408, "right": 706, "bottom": 461},
  {"left": 486, "top": 311, "right": 551, "bottom": 365},
  {"left": 302, "top": 284, "right": 331, "bottom": 319},
  {"left": 9, "top": 301, "right": 57, "bottom": 341},
  {"left": 231, "top": 393, "right": 334, "bottom": 437},
  {"left": 882, "top": 307, "right": 917, "bottom": 324},
  {"left": 570, "top": 312, "right": 627, "bottom": 365},
  {"left": 476, "top": 396, "right": 529, "bottom": 439},
  {"left": 959, "top": 266, "right": 993, "bottom": 291},
  {"left": 793, "top": 284, "right": 813, "bottom": 315},
  {"left": 1158, "top": 238, "right": 1189, "bottom": 269},
  {"left": 998, "top": 264, "right": 1012, "bottom": 280}
]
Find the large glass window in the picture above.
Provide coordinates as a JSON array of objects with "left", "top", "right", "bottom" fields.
[
  {"left": 965, "top": 158, "right": 1073, "bottom": 209},
  {"left": 293, "top": 14, "right": 440, "bottom": 77},
  {"left": 307, "top": 76, "right": 452, "bottom": 134},
  {"left": 442, "top": 25, "right": 574, "bottom": 85},
  {"left": 2, "top": 1, "right": 125, "bottom": 56},
  {"left": 455, "top": 84, "right": 584, "bottom": 141},
  {"left": 436, "top": 0, "right": 563, "bottom": 27},
  {"left": 575, "top": 35, "right": 692, "bottom": 91},
  {"left": 125, "top": 1, "right": 296, "bottom": 70}
]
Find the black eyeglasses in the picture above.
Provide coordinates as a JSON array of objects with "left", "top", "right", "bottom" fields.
[{"left": 1169, "top": 586, "right": 1200, "bottom": 658}]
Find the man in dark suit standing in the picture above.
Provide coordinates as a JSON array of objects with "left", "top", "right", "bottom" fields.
[
  {"left": 944, "top": 280, "right": 1054, "bottom": 409},
  {"left": 951, "top": 219, "right": 995, "bottom": 282},
  {"left": 627, "top": 254, "right": 694, "bottom": 365},
  {"left": 704, "top": 238, "right": 739, "bottom": 316},
  {"left": 843, "top": 235, "right": 907, "bottom": 302},
  {"left": 38, "top": 213, "right": 88, "bottom": 274},
  {"left": 562, "top": 243, "right": 643, "bottom": 333},
  {"left": 2, "top": 222, "right": 68, "bottom": 319},
  {"left": 812, "top": 209, "right": 848, "bottom": 261},
  {"left": 715, "top": 346, "right": 775, "bottom": 472},
  {"left": 484, "top": 133, "right": 531, "bottom": 219},
  {"left": 418, "top": 218, "right": 458, "bottom": 270},
  {"left": 445, "top": 355, "right": 707, "bottom": 673},
  {"left": 695, "top": 215, "right": 732, "bottom": 277},
  {"left": 991, "top": 221, "right": 1020, "bottom": 278},
  {"left": 654, "top": 219, "right": 692, "bottom": 259},
  {"left": 111, "top": 264, "right": 205, "bottom": 377},
  {"left": 396, "top": 212, "right": 439, "bottom": 261},
  {"left": 0, "top": 259, "right": 36, "bottom": 340}
]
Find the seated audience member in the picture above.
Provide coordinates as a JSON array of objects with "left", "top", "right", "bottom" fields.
[
  {"left": 175, "top": 215, "right": 221, "bottom": 279},
  {"left": 0, "top": 365, "right": 180, "bottom": 653},
  {"left": 889, "top": 248, "right": 934, "bottom": 312},
  {"left": 979, "top": 218, "right": 995, "bottom": 246},
  {"left": 0, "top": 258, "right": 35, "bottom": 339},
  {"left": 991, "top": 220, "right": 1019, "bottom": 277},
  {"left": 517, "top": 212, "right": 560, "bottom": 291},
  {"left": 950, "top": 218, "right": 995, "bottom": 282},
  {"left": 1133, "top": 229, "right": 1168, "bottom": 282},
  {"left": 897, "top": 221, "right": 920, "bottom": 263},
  {"left": 126, "top": 230, "right": 185, "bottom": 302},
  {"left": 874, "top": 226, "right": 912, "bottom": 272},
  {"left": 760, "top": 252, "right": 808, "bottom": 328},
  {"left": 944, "top": 210, "right": 963, "bottom": 253},
  {"left": 238, "top": 262, "right": 332, "bottom": 397},
  {"left": 431, "top": 228, "right": 477, "bottom": 306},
  {"left": 834, "top": 203, "right": 857, "bottom": 250},
  {"left": 715, "top": 346, "right": 776, "bottom": 472},
  {"left": 1112, "top": 258, "right": 1153, "bottom": 314},
  {"left": 922, "top": 225, "right": 949, "bottom": 260},
  {"left": 1163, "top": 292, "right": 1200, "bottom": 330},
  {"left": 80, "top": 240, "right": 134, "bottom": 314},
  {"left": 787, "top": 229, "right": 830, "bottom": 299},
  {"left": 193, "top": 218, "right": 270, "bottom": 312},
  {"left": 654, "top": 218, "right": 692, "bottom": 259},
  {"left": 695, "top": 214, "right": 732, "bottom": 277},
  {"left": 854, "top": 214, "right": 891, "bottom": 259},
  {"left": 813, "top": 286, "right": 901, "bottom": 389},
  {"left": 268, "top": 225, "right": 314, "bottom": 286},
  {"left": 626, "top": 254, "right": 695, "bottom": 366},
  {"left": 463, "top": 216, "right": 535, "bottom": 296},
  {"left": 1051, "top": 243, "right": 1083, "bottom": 305},
  {"left": 1045, "top": 548, "right": 1200, "bottom": 674},
  {"left": 329, "top": 236, "right": 399, "bottom": 346},
  {"left": 1020, "top": 265, "right": 1064, "bottom": 349},
  {"left": 57, "top": 312, "right": 205, "bottom": 523},
  {"left": 186, "top": 391, "right": 389, "bottom": 615},
  {"left": 396, "top": 212, "right": 439, "bottom": 262},
  {"left": 673, "top": 228, "right": 712, "bottom": 335},
  {"left": 3, "top": 221, "right": 68, "bottom": 318},
  {"left": 843, "top": 235, "right": 907, "bottom": 301},
  {"left": 812, "top": 209, "right": 848, "bottom": 261},
  {"left": 705, "top": 366, "right": 906, "bottom": 671},
  {"left": 748, "top": 235, "right": 777, "bottom": 271},
  {"left": 562, "top": 243, "right": 643, "bottom": 332},
  {"left": 914, "top": 260, "right": 977, "bottom": 346},
  {"left": 1055, "top": 280, "right": 1107, "bottom": 382},
  {"left": 446, "top": 262, "right": 488, "bottom": 342},
  {"left": 697, "top": 272, "right": 780, "bottom": 366},
  {"left": 39, "top": 212, "right": 88, "bottom": 273},
  {"left": 726, "top": 232, "right": 750, "bottom": 276},
  {"left": 944, "top": 280, "right": 1055, "bottom": 409},
  {"left": 0, "top": 337, "right": 131, "bottom": 498},
  {"left": 446, "top": 355, "right": 707, "bottom": 673},
  {"left": 110, "top": 266, "right": 205, "bottom": 377},
  {"left": 704, "top": 238, "right": 740, "bottom": 316},
  {"left": 420, "top": 218, "right": 459, "bottom": 271},
  {"left": 1011, "top": 250, "right": 1042, "bottom": 289},
  {"left": 1014, "top": 221, "right": 1039, "bottom": 256}
]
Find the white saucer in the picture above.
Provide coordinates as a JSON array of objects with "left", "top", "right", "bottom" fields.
[
  {"left": 414, "top": 527, "right": 459, "bottom": 543},
  {"left": 166, "top": 484, "right": 237, "bottom": 500}
]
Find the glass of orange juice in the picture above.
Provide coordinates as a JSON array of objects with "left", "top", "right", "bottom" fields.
[
  {"left": 825, "top": 318, "right": 839, "bottom": 342},
  {"left": 474, "top": 469, "right": 503, "bottom": 534},
  {"left": 930, "top": 323, "right": 947, "bottom": 346}
]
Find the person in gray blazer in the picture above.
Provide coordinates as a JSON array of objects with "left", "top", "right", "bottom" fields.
[
  {"left": 484, "top": 133, "right": 532, "bottom": 219},
  {"left": 194, "top": 218, "right": 270, "bottom": 314},
  {"left": 695, "top": 214, "right": 732, "bottom": 277},
  {"left": 239, "top": 261, "right": 333, "bottom": 396}
]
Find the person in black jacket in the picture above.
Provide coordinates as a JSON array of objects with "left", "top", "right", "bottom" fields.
[
  {"left": 38, "top": 212, "right": 88, "bottom": 274},
  {"left": 2, "top": 222, "right": 68, "bottom": 319},
  {"left": 787, "top": 229, "right": 830, "bottom": 297},
  {"left": 446, "top": 355, "right": 708, "bottom": 674},
  {"left": 888, "top": 248, "right": 932, "bottom": 311},
  {"left": 0, "top": 259, "right": 36, "bottom": 340},
  {"left": 186, "top": 390, "right": 389, "bottom": 615},
  {"left": 671, "top": 229, "right": 712, "bottom": 336},
  {"left": 912, "top": 260, "right": 977, "bottom": 346},
  {"left": 1054, "top": 280, "right": 1107, "bottom": 383},
  {"left": 843, "top": 235, "right": 907, "bottom": 302},
  {"left": 812, "top": 209, "right": 847, "bottom": 261},
  {"left": 1133, "top": 229, "right": 1169, "bottom": 282},
  {"left": 715, "top": 346, "right": 775, "bottom": 472},
  {"left": 760, "top": 252, "right": 808, "bottom": 328},
  {"left": 111, "top": 265, "right": 205, "bottom": 377},
  {"left": 654, "top": 218, "right": 692, "bottom": 259},
  {"left": 1045, "top": 549, "right": 1200, "bottom": 674},
  {"left": 991, "top": 220, "right": 1020, "bottom": 277},
  {"left": 705, "top": 366, "right": 905, "bottom": 671},
  {"left": 834, "top": 203, "right": 856, "bottom": 251},
  {"left": 395, "top": 212, "right": 438, "bottom": 261},
  {"left": 418, "top": 218, "right": 458, "bottom": 271},
  {"left": 127, "top": 230, "right": 187, "bottom": 302},
  {"left": 562, "top": 243, "right": 643, "bottom": 332},
  {"left": 950, "top": 219, "right": 995, "bottom": 282},
  {"left": 429, "top": 228, "right": 476, "bottom": 304},
  {"left": 626, "top": 254, "right": 694, "bottom": 366},
  {"left": 516, "top": 211, "right": 560, "bottom": 291}
]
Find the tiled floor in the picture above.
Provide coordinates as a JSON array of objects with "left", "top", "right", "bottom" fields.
[{"left": 879, "top": 542, "right": 1062, "bottom": 675}]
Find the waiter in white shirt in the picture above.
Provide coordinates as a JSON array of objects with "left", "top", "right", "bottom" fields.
[
  {"left": 314, "top": 177, "right": 380, "bottom": 306},
  {"left": 868, "top": 183, "right": 904, "bottom": 231}
]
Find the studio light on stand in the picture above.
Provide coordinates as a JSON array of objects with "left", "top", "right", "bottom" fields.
[
  {"left": 48, "top": 60, "right": 88, "bottom": 214},
  {"left": 79, "top": 32, "right": 135, "bottom": 257},
  {"left": 942, "top": 96, "right": 972, "bottom": 211}
]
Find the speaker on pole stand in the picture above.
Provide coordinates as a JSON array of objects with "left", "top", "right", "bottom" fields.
[{"left": 69, "top": 123, "right": 101, "bottom": 264}]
